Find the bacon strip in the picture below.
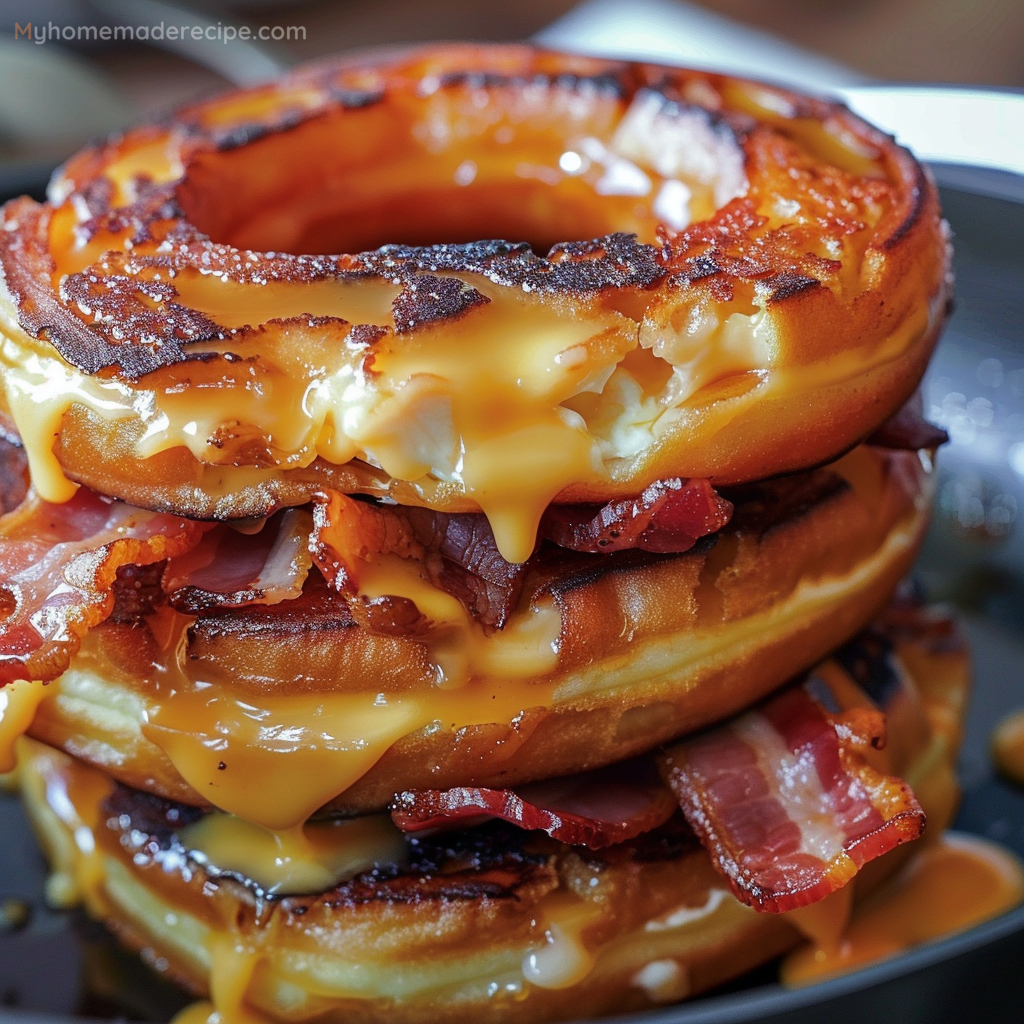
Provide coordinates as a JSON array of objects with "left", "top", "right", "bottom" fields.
[
  {"left": 311, "top": 478, "right": 731, "bottom": 634},
  {"left": 540, "top": 478, "right": 732, "bottom": 554},
  {"left": 310, "top": 491, "right": 526, "bottom": 631},
  {"left": 0, "top": 488, "right": 208, "bottom": 685},
  {"left": 391, "top": 760, "right": 678, "bottom": 849},
  {"left": 660, "top": 683, "right": 925, "bottom": 913},
  {"left": 163, "top": 508, "right": 313, "bottom": 613}
]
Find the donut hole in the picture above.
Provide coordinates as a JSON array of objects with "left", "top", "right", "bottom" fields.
[
  {"left": 177, "top": 85, "right": 746, "bottom": 258},
  {"left": 180, "top": 134, "right": 660, "bottom": 257}
]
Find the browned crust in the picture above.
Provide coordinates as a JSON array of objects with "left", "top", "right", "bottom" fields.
[
  {"left": 0, "top": 44, "right": 949, "bottom": 518},
  {"left": 17, "top": 605, "right": 966, "bottom": 1024},
  {"left": 0, "top": 51, "right": 940, "bottom": 377}
]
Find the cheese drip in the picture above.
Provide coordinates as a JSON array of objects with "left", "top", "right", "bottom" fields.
[
  {"left": 0, "top": 680, "right": 48, "bottom": 772},
  {"left": 178, "top": 813, "right": 408, "bottom": 896},
  {"left": 781, "top": 833, "right": 1024, "bottom": 984},
  {"left": 0, "top": 201, "right": 939, "bottom": 565},
  {"left": 521, "top": 896, "right": 603, "bottom": 990},
  {"left": 141, "top": 598, "right": 561, "bottom": 831},
  {"left": 14, "top": 740, "right": 112, "bottom": 913}
]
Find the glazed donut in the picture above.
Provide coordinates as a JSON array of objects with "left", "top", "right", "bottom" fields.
[
  {"left": 0, "top": 44, "right": 950, "bottom": 562},
  {"left": 15, "top": 606, "right": 967, "bottom": 1024},
  {"left": 26, "top": 442, "right": 933, "bottom": 825}
]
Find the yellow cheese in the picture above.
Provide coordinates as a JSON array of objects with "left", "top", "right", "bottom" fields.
[
  {"left": 782, "top": 833, "right": 1024, "bottom": 984},
  {"left": 0, "top": 679, "right": 48, "bottom": 772},
  {"left": 521, "top": 896, "right": 603, "bottom": 990},
  {"left": 178, "top": 813, "right": 407, "bottom": 896},
  {"left": 141, "top": 597, "right": 560, "bottom": 831}
]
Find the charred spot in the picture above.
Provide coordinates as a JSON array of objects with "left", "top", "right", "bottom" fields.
[
  {"left": 882, "top": 161, "right": 928, "bottom": 251},
  {"left": 209, "top": 117, "right": 274, "bottom": 152},
  {"left": 391, "top": 274, "right": 490, "bottom": 334},
  {"left": 763, "top": 270, "right": 820, "bottom": 303},
  {"left": 547, "top": 71, "right": 626, "bottom": 98},
  {"left": 437, "top": 70, "right": 525, "bottom": 92},
  {"left": 103, "top": 783, "right": 205, "bottom": 844},
  {"left": 365, "top": 232, "right": 665, "bottom": 296},
  {"left": 833, "top": 628, "right": 903, "bottom": 709},
  {"left": 109, "top": 562, "right": 167, "bottom": 623},
  {"left": 545, "top": 233, "right": 663, "bottom": 290},
  {"left": 438, "top": 68, "right": 626, "bottom": 99},
  {"left": 347, "top": 322, "right": 388, "bottom": 349},
  {"left": 186, "top": 574, "right": 358, "bottom": 647},
  {"left": 77, "top": 176, "right": 115, "bottom": 220},
  {"left": 641, "top": 83, "right": 748, "bottom": 140},
  {"left": 55, "top": 271, "right": 226, "bottom": 378},
  {"left": 317, "top": 821, "right": 557, "bottom": 908},
  {"left": 0, "top": 200, "right": 214, "bottom": 378},
  {"left": 327, "top": 86, "right": 384, "bottom": 109},
  {"left": 670, "top": 251, "right": 721, "bottom": 284},
  {"left": 76, "top": 181, "right": 184, "bottom": 246},
  {"left": 365, "top": 239, "right": 531, "bottom": 278}
]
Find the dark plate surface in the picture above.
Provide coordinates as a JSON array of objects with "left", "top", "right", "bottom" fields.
[{"left": 1, "top": 169, "right": 1023, "bottom": 1024}]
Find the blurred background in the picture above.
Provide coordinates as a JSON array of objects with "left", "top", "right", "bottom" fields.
[{"left": 1, "top": 0, "right": 1022, "bottom": 182}]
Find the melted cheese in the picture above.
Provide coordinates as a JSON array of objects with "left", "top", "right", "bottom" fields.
[
  {"left": 139, "top": 598, "right": 559, "bottom": 831},
  {"left": 992, "top": 708, "right": 1024, "bottom": 785},
  {"left": 0, "top": 203, "right": 939, "bottom": 566},
  {"left": 781, "top": 833, "right": 1024, "bottom": 985},
  {"left": 521, "top": 896, "right": 603, "bottom": 990},
  {"left": 0, "top": 269, "right": 616, "bottom": 563},
  {"left": 189, "top": 934, "right": 269, "bottom": 1024},
  {"left": 178, "top": 813, "right": 408, "bottom": 896},
  {"left": 0, "top": 680, "right": 47, "bottom": 772},
  {"left": 14, "top": 739, "right": 112, "bottom": 914}
]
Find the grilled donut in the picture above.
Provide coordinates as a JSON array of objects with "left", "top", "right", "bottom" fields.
[
  {"left": 0, "top": 44, "right": 950, "bottom": 563},
  {"left": 16, "top": 604, "right": 967, "bottom": 1024},
  {"left": 26, "top": 443, "right": 934, "bottom": 825}
]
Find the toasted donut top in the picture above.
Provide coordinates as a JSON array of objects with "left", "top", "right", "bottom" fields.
[{"left": 0, "top": 44, "right": 950, "bottom": 561}]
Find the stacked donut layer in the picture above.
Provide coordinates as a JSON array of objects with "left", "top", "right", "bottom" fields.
[{"left": 0, "top": 44, "right": 958, "bottom": 1024}]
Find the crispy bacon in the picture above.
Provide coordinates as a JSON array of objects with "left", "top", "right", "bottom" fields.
[
  {"left": 660, "top": 683, "right": 925, "bottom": 914},
  {"left": 310, "top": 478, "right": 731, "bottom": 633},
  {"left": 309, "top": 491, "right": 432, "bottom": 636},
  {"left": 391, "top": 760, "right": 678, "bottom": 849},
  {"left": 399, "top": 507, "right": 526, "bottom": 628},
  {"left": 540, "top": 478, "right": 732, "bottom": 554},
  {"left": 0, "top": 488, "right": 207, "bottom": 685},
  {"left": 163, "top": 508, "right": 313, "bottom": 613},
  {"left": 310, "top": 491, "right": 526, "bottom": 630}
]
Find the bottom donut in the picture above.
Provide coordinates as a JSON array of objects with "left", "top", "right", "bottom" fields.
[{"left": 16, "top": 603, "right": 968, "bottom": 1024}]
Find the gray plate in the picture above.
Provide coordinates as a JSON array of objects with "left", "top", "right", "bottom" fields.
[{"left": 1, "top": 168, "right": 1023, "bottom": 1024}]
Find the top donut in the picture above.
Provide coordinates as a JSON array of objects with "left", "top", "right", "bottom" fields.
[{"left": 0, "top": 44, "right": 950, "bottom": 563}]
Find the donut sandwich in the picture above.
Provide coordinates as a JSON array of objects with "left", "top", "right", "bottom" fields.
[{"left": 0, "top": 43, "right": 960, "bottom": 1024}]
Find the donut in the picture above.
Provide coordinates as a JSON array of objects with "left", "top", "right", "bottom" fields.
[
  {"left": 15, "top": 604, "right": 968, "bottom": 1024},
  {"left": 0, "top": 44, "right": 950, "bottom": 563},
  {"left": 23, "top": 442, "right": 933, "bottom": 825},
  {"left": 0, "top": 42, "right": 959, "bottom": 1024}
]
